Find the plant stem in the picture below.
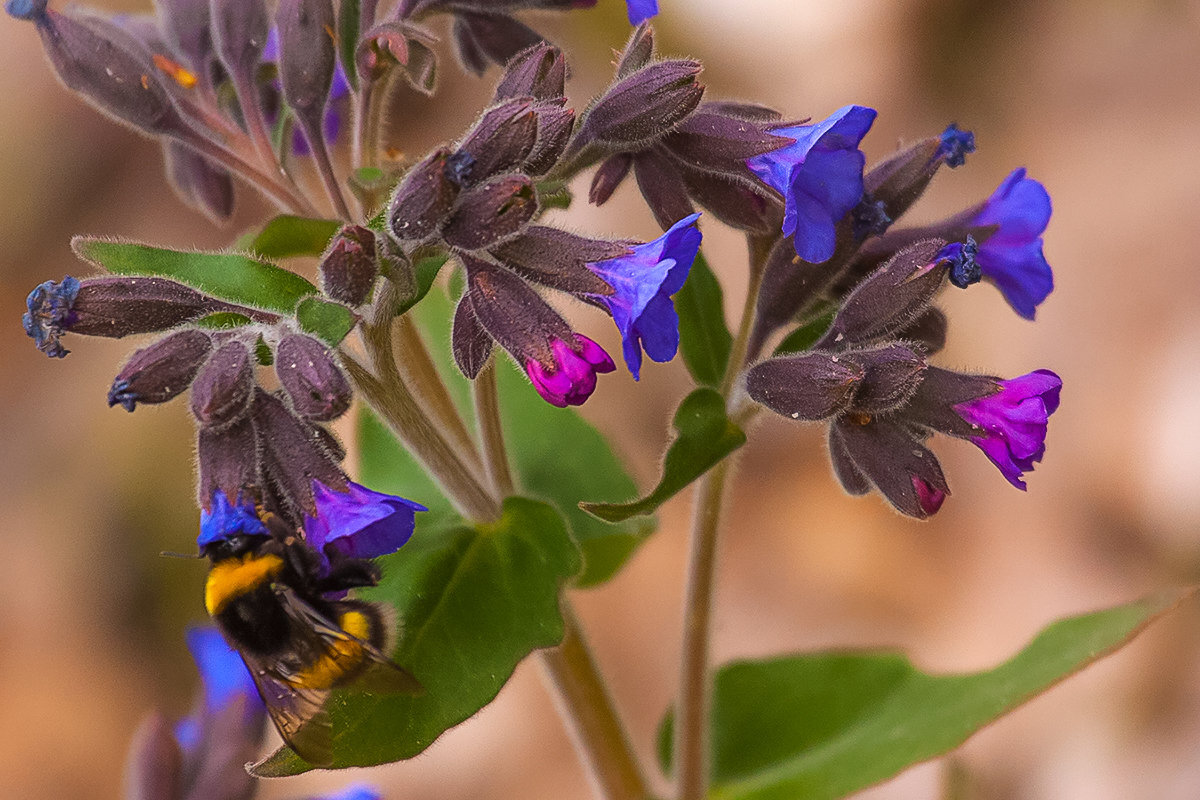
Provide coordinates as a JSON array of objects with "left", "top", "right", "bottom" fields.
[
  {"left": 674, "top": 234, "right": 773, "bottom": 800},
  {"left": 473, "top": 358, "right": 514, "bottom": 497},
  {"left": 301, "top": 117, "right": 354, "bottom": 220},
  {"left": 541, "top": 605, "right": 650, "bottom": 800},
  {"left": 178, "top": 129, "right": 318, "bottom": 216}
]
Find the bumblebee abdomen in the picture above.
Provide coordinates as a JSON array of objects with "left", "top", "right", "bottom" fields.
[{"left": 282, "top": 601, "right": 392, "bottom": 691}]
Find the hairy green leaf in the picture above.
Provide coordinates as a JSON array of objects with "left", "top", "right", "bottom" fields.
[
  {"left": 240, "top": 215, "right": 341, "bottom": 259},
  {"left": 676, "top": 252, "right": 732, "bottom": 386},
  {"left": 581, "top": 388, "right": 745, "bottom": 522},
  {"left": 296, "top": 297, "right": 358, "bottom": 346}
]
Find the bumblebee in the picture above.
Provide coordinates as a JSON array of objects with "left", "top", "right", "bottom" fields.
[{"left": 201, "top": 514, "right": 421, "bottom": 766}]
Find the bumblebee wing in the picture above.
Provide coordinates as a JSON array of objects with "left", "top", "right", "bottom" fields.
[
  {"left": 240, "top": 650, "right": 334, "bottom": 768},
  {"left": 275, "top": 586, "right": 424, "bottom": 696}
]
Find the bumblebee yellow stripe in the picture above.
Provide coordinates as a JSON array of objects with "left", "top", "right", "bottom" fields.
[
  {"left": 205, "top": 553, "right": 285, "bottom": 616},
  {"left": 283, "top": 610, "right": 374, "bottom": 690}
]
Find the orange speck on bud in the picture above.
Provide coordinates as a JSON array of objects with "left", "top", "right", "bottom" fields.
[
  {"left": 324, "top": 24, "right": 337, "bottom": 45},
  {"left": 152, "top": 53, "right": 198, "bottom": 89},
  {"left": 140, "top": 74, "right": 149, "bottom": 90}
]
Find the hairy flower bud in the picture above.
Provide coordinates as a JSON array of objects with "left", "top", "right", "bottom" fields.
[
  {"left": 633, "top": 148, "right": 694, "bottom": 231},
  {"left": 190, "top": 338, "right": 254, "bottom": 427},
  {"left": 589, "top": 153, "right": 633, "bottom": 205},
  {"left": 164, "top": 141, "right": 235, "bottom": 221},
  {"left": 494, "top": 42, "right": 565, "bottom": 101},
  {"left": 107, "top": 328, "right": 213, "bottom": 411},
  {"left": 746, "top": 351, "right": 864, "bottom": 421},
  {"left": 665, "top": 108, "right": 791, "bottom": 176},
  {"left": 896, "top": 307, "right": 948, "bottom": 355},
  {"left": 492, "top": 226, "right": 625, "bottom": 294},
  {"left": 320, "top": 225, "right": 378, "bottom": 306},
  {"left": 275, "top": 0, "right": 336, "bottom": 119},
  {"left": 524, "top": 100, "right": 575, "bottom": 176},
  {"left": 577, "top": 60, "right": 704, "bottom": 149},
  {"left": 251, "top": 388, "right": 346, "bottom": 519},
  {"left": 457, "top": 99, "right": 539, "bottom": 185},
  {"left": 864, "top": 124, "right": 975, "bottom": 228},
  {"left": 210, "top": 0, "right": 269, "bottom": 80},
  {"left": 844, "top": 343, "right": 927, "bottom": 414},
  {"left": 452, "top": 11, "right": 541, "bottom": 75},
  {"left": 831, "top": 418, "right": 949, "bottom": 519},
  {"left": 156, "top": 0, "right": 213, "bottom": 77},
  {"left": 451, "top": 295, "right": 494, "bottom": 379},
  {"left": 443, "top": 174, "right": 537, "bottom": 251},
  {"left": 197, "top": 416, "right": 258, "bottom": 511},
  {"left": 388, "top": 148, "right": 459, "bottom": 243},
  {"left": 275, "top": 333, "right": 352, "bottom": 421}
]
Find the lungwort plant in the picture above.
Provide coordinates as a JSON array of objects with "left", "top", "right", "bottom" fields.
[{"left": 10, "top": 0, "right": 1185, "bottom": 798}]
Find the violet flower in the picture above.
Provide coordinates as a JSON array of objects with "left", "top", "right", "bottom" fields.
[
  {"left": 626, "top": 0, "right": 658, "bottom": 25},
  {"left": 953, "top": 369, "right": 1062, "bottom": 489},
  {"left": 971, "top": 168, "right": 1054, "bottom": 319},
  {"left": 747, "top": 104, "right": 877, "bottom": 263},
  {"left": 304, "top": 480, "right": 426, "bottom": 569},
  {"left": 524, "top": 334, "right": 616, "bottom": 408},
  {"left": 585, "top": 212, "right": 701, "bottom": 379}
]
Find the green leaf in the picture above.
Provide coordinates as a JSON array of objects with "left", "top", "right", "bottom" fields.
[
  {"left": 338, "top": 0, "right": 361, "bottom": 90},
  {"left": 657, "top": 591, "right": 1186, "bottom": 800},
  {"left": 395, "top": 255, "right": 449, "bottom": 315},
  {"left": 358, "top": 407, "right": 459, "bottom": 531},
  {"left": 774, "top": 306, "right": 835, "bottom": 355},
  {"left": 676, "top": 252, "right": 732, "bottom": 386},
  {"left": 73, "top": 237, "right": 317, "bottom": 314},
  {"left": 581, "top": 388, "right": 745, "bottom": 523},
  {"left": 250, "top": 497, "right": 581, "bottom": 775},
  {"left": 296, "top": 297, "right": 358, "bottom": 346},
  {"left": 240, "top": 215, "right": 341, "bottom": 259},
  {"left": 195, "top": 312, "right": 252, "bottom": 329}
]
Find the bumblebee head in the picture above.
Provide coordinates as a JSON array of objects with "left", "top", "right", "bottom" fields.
[{"left": 199, "top": 491, "right": 272, "bottom": 561}]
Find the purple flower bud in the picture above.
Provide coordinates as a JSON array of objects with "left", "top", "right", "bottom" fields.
[
  {"left": 589, "top": 153, "right": 633, "bottom": 206},
  {"left": 304, "top": 480, "right": 425, "bottom": 571},
  {"left": 197, "top": 417, "right": 259, "bottom": 513},
  {"left": 275, "top": 333, "right": 353, "bottom": 421},
  {"left": 251, "top": 388, "right": 346, "bottom": 518},
  {"left": 747, "top": 351, "right": 864, "bottom": 421},
  {"left": 864, "top": 124, "right": 974, "bottom": 227},
  {"left": 164, "top": 140, "right": 235, "bottom": 221},
  {"left": 747, "top": 105, "right": 876, "bottom": 263},
  {"left": 156, "top": 0, "right": 214, "bottom": 77},
  {"left": 320, "top": 225, "right": 378, "bottom": 306},
  {"left": 388, "top": 148, "right": 460, "bottom": 243},
  {"left": 210, "top": 0, "right": 270, "bottom": 81},
  {"left": 275, "top": 0, "right": 336, "bottom": 119},
  {"left": 896, "top": 307, "right": 947, "bottom": 355},
  {"left": 816, "top": 239, "right": 947, "bottom": 347},
  {"left": 494, "top": 41, "right": 565, "bottom": 101},
  {"left": 492, "top": 226, "right": 627, "bottom": 294},
  {"left": 633, "top": 148, "right": 695, "bottom": 231},
  {"left": 524, "top": 99, "right": 575, "bottom": 176},
  {"left": 615, "top": 22, "right": 654, "bottom": 78},
  {"left": 664, "top": 107, "right": 792, "bottom": 176},
  {"left": 577, "top": 60, "right": 704, "bottom": 149},
  {"left": 678, "top": 166, "right": 778, "bottom": 234},
  {"left": 108, "top": 328, "right": 213, "bottom": 411},
  {"left": 525, "top": 334, "right": 616, "bottom": 407},
  {"left": 23, "top": 275, "right": 232, "bottom": 357},
  {"left": 452, "top": 11, "right": 541, "bottom": 75},
  {"left": 831, "top": 417, "right": 949, "bottom": 519},
  {"left": 457, "top": 99, "right": 540, "bottom": 185},
  {"left": 625, "top": 0, "right": 658, "bottom": 25},
  {"left": 970, "top": 168, "right": 1053, "bottom": 319},
  {"left": 584, "top": 212, "right": 701, "bottom": 379},
  {"left": 190, "top": 338, "right": 254, "bottom": 427},
  {"left": 26, "top": 9, "right": 191, "bottom": 137},
  {"left": 843, "top": 342, "right": 927, "bottom": 414},
  {"left": 451, "top": 294, "right": 494, "bottom": 379},
  {"left": 443, "top": 174, "right": 538, "bottom": 251}
]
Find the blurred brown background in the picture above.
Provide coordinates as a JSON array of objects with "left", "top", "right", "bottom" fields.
[{"left": 5, "top": 0, "right": 1200, "bottom": 797}]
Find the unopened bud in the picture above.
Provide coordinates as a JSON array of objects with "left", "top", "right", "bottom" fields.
[
  {"left": 251, "top": 388, "right": 346, "bottom": 518},
  {"left": 275, "top": 333, "right": 352, "bottom": 421},
  {"left": 320, "top": 225, "right": 378, "bottom": 306},
  {"left": 746, "top": 351, "right": 864, "bottom": 421},
  {"left": 865, "top": 124, "right": 975, "bottom": 227},
  {"left": 844, "top": 343, "right": 927, "bottom": 414},
  {"left": 164, "top": 141, "right": 235, "bottom": 221},
  {"left": 589, "top": 153, "right": 633, "bottom": 206},
  {"left": 210, "top": 0, "right": 269, "bottom": 81},
  {"left": 451, "top": 11, "right": 541, "bottom": 76},
  {"left": 495, "top": 42, "right": 565, "bottom": 101},
  {"left": 388, "top": 148, "right": 459, "bottom": 243},
  {"left": 190, "top": 338, "right": 254, "bottom": 427},
  {"left": 492, "top": 226, "right": 625, "bottom": 294},
  {"left": 524, "top": 100, "right": 575, "bottom": 176},
  {"left": 457, "top": 99, "right": 539, "bottom": 185},
  {"left": 443, "top": 174, "right": 537, "bottom": 251},
  {"left": 615, "top": 22, "right": 654, "bottom": 78},
  {"left": 463, "top": 255, "right": 574, "bottom": 368},
  {"left": 107, "top": 328, "right": 213, "bottom": 411},
  {"left": 633, "top": 149, "right": 694, "bottom": 231},
  {"left": 275, "top": 0, "right": 336, "bottom": 119},
  {"left": 577, "top": 60, "right": 704, "bottom": 149},
  {"left": 197, "top": 415, "right": 257, "bottom": 511},
  {"left": 451, "top": 295, "right": 494, "bottom": 379},
  {"left": 156, "top": 0, "right": 213, "bottom": 77},
  {"left": 664, "top": 108, "right": 790, "bottom": 176}
]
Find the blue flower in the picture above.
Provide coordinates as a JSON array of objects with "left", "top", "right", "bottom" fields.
[
  {"left": 938, "top": 235, "right": 981, "bottom": 289},
  {"left": 936, "top": 123, "right": 975, "bottom": 168},
  {"left": 304, "top": 481, "right": 425, "bottom": 569},
  {"left": 23, "top": 275, "right": 80, "bottom": 358},
  {"left": 176, "top": 626, "right": 264, "bottom": 750},
  {"left": 747, "top": 105, "right": 876, "bottom": 263},
  {"left": 312, "top": 785, "right": 383, "bottom": 800},
  {"left": 5, "top": 0, "right": 47, "bottom": 21},
  {"left": 585, "top": 212, "right": 702, "bottom": 379},
  {"left": 971, "top": 168, "right": 1053, "bottom": 319},
  {"left": 626, "top": 0, "right": 659, "bottom": 25},
  {"left": 197, "top": 490, "right": 268, "bottom": 548}
]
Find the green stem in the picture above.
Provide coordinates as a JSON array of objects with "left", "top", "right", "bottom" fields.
[
  {"left": 473, "top": 358, "right": 514, "bottom": 497},
  {"left": 674, "top": 234, "right": 773, "bottom": 800}
]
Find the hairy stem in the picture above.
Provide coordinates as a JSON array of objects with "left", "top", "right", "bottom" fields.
[
  {"left": 674, "top": 234, "right": 773, "bottom": 800},
  {"left": 473, "top": 358, "right": 514, "bottom": 497},
  {"left": 177, "top": 128, "right": 318, "bottom": 216}
]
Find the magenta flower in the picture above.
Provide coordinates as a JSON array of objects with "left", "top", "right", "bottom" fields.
[
  {"left": 524, "top": 334, "right": 616, "bottom": 407},
  {"left": 954, "top": 369, "right": 1062, "bottom": 488}
]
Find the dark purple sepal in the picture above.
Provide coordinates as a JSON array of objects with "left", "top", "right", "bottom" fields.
[
  {"left": 615, "top": 22, "right": 654, "bottom": 78},
  {"left": 589, "top": 153, "right": 633, "bottom": 205},
  {"left": 320, "top": 225, "right": 378, "bottom": 307},
  {"left": 304, "top": 480, "right": 425, "bottom": 570},
  {"left": 576, "top": 59, "right": 704, "bottom": 150},
  {"left": 275, "top": 0, "right": 336, "bottom": 120},
  {"left": 463, "top": 255, "right": 575, "bottom": 367},
  {"left": 210, "top": 0, "right": 270, "bottom": 81},
  {"left": 843, "top": 342, "right": 927, "bottom": 414},
  {"left": 816, "top": 238, "right": 947, "bottom": 347},
  {"left": 251, "top": 388, "right": 346, "bottom": 519},
  {"left": 451, "top": 294, "right": 494, "bottom": 379},
  {"left": 678, "top": 166, "right": 779, "bottom": 234},
  {"left": 903, "top": 366, "right": 1001, "bottom": 439},
  {"left": 524, "top": 99, "right": 575, "bottom": 176},
  {"left": 275, "top": 333, "right": 353, "bottom": 421},
  {"left": 388, "top": 148, "right": 460, "bottom": 243},
  {"left": 164, "top": 141, "right": 235, "bottom": 222},
  {"left": 832, "top": 417, "right": 949, "bottom": 519},
  {"left": 491, "top": 226, "right": 625, "bottom": 295},
  {"left": 862, "top": 135, "right": 942, "bottom": 227},
  {"left": 108, "top": 328, "right": 213, "bottom": 411},
  {"left": 443, "top": 174, "right": 538, "bottom": 251},
  {"left": 827, "top": 424, "right": 871, "bottom": 496},
  {"left": 494, "top": 41, "right": 565, "bottom": 101},
  {"left": 196, "top": 416, "right": 259, "bottom": 512},
  {"left": 895, "top": 307, "right": 947, "bottom": 355},
  {"left": 746, "top": 351, "right": 864, "bottom": 421},
  {"left": 127, "top": 713, "right": 184, "bottom": 800},
  {"left": 451, "top": 11, "right": 542, "bottom": 75},
  {"left": 457, "top": 99, "right": 540, "bottom": 185},
  {"left": 664, "top": 109, "right": 792, "bottom": 176},
  {"left": 633, "top": 148, "right": 695, "bottom": 231},
  {"left": 190, "top": 338, "right": 255, "bottom": 427}
]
